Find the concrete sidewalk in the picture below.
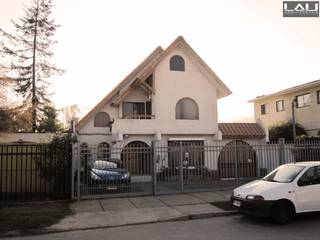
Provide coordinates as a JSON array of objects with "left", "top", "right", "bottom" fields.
[{"left": 47, "top": 190, "right": 237, "bottom": 233}]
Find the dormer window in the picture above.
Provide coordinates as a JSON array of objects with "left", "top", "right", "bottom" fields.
[
  {"left": 170, "top": 55, "right": 185, "bottom": 71},
  {"left": 94, "top": 112, "right": 110, "bottom": 127}
]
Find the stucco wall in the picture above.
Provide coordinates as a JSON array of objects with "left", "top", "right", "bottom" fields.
[
  {"left": 253, "top": 85, "right": 320, "bottom": 136},
  {"left": 78, "top": 46, "right": 220, "bottom": 138},
  {"left": 0, "top": 133, "right": 55, "bottom": 144}
]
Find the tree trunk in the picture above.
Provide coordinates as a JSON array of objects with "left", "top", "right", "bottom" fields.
[{"left": 32, "top": 0, "right": 39, "bottom": 132}]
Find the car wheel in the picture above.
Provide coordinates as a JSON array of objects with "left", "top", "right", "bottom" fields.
[{"left": 271, "top": 201, "right": 294, "bottom": 224}]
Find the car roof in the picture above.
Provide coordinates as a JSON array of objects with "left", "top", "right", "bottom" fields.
[{"left": 286, "top": 161, "right": 320, "bottom": 167}]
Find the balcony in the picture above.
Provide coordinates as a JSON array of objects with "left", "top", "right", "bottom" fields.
[{"left": 121, "top": 114, "right": 155, "bottom": 120}]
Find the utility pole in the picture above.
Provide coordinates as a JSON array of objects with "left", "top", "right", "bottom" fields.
[{"left": 292, "top": 97, "right": 297, "bottom": 142}]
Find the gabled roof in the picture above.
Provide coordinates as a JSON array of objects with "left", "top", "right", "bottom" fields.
[
  {"left": 218, "top": 123, "right": 266, "bottom": 139},
  {"left": 248, "top": 79, "right": 320, "bottom": 103},
  {"left": 76, "top": 36, "right": 232, "bottom": 130}
]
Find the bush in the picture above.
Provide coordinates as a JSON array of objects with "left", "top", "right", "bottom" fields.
[{"left": 269, "top": 120, "right": 307, "bottom": 142}]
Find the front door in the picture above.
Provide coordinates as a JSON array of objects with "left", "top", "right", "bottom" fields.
[{"left": 295, "top": 165, "right": 320, "bottom": 212}]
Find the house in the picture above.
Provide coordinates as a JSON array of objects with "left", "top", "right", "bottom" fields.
[
  {"left": 249, "top": 80, "right": 320, "bottom": 136},
  {"left": 75, "top": 36, "right": 267, "bottom": 182}
]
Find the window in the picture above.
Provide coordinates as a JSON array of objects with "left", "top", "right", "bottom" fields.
[
  {"left": 170, "top": 55, "right": 185, "bottom": 71},
  {"left": 94, "top": 112, "right": 110, "bottom": 127},
  {"left": 317, "top": 91, "right": 320, "bottom": 104},
  {"left": 175, "top": 98, "right": 199, "bottom": 120},
  {"left": 261, "top": 104, "right": 269, "bottom": 115},
  {"left": 296, "top": 93, "right": 311, "bottom": 108},
  {"left": 122, "top": 102, "right": 152, "bottom": 119},
  {"left": 298, "top": 166, "right": 320, "bottom": 186},
  {"left": 97, "top": 142, "right": 110, "bottom": 160},
  {"left": 276, "top": 100, "right": 284, "bottom": 112}
]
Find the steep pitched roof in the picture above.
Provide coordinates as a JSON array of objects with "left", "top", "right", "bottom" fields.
[
  {"left": 76, "top": 36, "right": 232, "bottom": 130},
  {"left": 248, "top": 79, "right": 320, "bottom": 103},
  {"left": 218, "top": 123, "right": 266, "bottom": 139}
]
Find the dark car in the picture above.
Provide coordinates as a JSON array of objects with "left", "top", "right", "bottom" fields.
[{"left": 90, "top": 159, "right": 131, "bottom": 188}]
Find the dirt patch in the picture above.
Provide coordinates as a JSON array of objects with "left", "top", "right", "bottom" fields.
[
  {"left": 210, "top": 201, "right": 237, "bottom": 211},
  {"left": 0, "top": 201, "right": 72, "bottom": 236}
]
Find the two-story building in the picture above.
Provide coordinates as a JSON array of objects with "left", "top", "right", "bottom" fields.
[
  {"left": 249, "top": 80, "right": 320, "bottom": 136},
  {"left": 75, "top": 36, "right": 267, "bottom": 179}
]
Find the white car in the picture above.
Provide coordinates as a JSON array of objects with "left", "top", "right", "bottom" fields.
[{"left": 231, "top": 161, "right": 320, "bottom": 224}]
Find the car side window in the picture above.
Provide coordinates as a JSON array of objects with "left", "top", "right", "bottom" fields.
[{"left": 298, "top": 166, "right": 320, "bottom": 187}]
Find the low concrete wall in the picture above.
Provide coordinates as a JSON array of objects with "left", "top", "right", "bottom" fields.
[{"left": 0, "top": 133, "right": 55, "bottom": 144}]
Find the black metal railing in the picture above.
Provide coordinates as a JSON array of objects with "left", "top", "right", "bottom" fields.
[{"left": 0, "top": 143, "right": 72, "bottom": 201}]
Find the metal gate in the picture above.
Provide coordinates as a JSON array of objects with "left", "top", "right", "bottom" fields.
[{"left": 72, "top": 141, "right": 319, "bottom": 199}]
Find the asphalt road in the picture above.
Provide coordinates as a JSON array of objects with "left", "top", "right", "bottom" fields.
[{"left": 5, "top": 214, "right": 320, "bottom": 240}]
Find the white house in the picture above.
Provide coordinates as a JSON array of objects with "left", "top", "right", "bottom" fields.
[{"left": 75, "top": 36, "right": 267, "bottom": 178}]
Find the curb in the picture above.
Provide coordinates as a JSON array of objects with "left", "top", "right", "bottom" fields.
[{"left": 0, "top": 210, "right": 239, "bottom": 238}]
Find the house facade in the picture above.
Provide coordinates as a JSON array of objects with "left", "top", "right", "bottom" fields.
[
  {"left": 75, "top": 37, "right": 267, "bottom": 180},
  {"left": 249, "top": 80, "right": 320, "bottom": 136},
  {"left": 76, "top": 36, "right": 233, "bottom": 146}
]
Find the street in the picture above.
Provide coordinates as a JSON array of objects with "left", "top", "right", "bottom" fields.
[{"left": 5, "top": 214, "right": 320, "bottom": 240}]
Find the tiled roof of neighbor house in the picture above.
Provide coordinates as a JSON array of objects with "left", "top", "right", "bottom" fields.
[
  {"left": 218, "top": 123, "right": 266, "bottom": 139},
  {"left": 248, "top": 79, "right": 320, "bottom": 102}
]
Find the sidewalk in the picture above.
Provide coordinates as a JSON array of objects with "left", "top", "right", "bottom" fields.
[{"left": 47, "top": 190, "right": 237, "bottom": 233}]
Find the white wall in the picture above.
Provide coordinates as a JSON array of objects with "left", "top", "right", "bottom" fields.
[
  {"left": 78, "top": 45, "right": 220, "bottom": 141},
  {"left": 0, "top": 133, "right": 55, "bottom": 143}
]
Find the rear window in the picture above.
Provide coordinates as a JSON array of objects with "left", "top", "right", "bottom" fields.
[{"left": 264, "top": 165, "right": 305, "bottom": 183}]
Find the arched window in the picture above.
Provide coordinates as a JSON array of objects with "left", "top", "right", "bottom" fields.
[
  {"left": 170, "top": 55, "right": 185, "bottom": 71},
  {"left": 97, "top": 142, "right": 110, "bottom": 160},
  {"left": 175, "top": 98, "right": 199, "bottom": 120},
  {"left": 94, "top": 112, "right": 110, "bottom": 127}
]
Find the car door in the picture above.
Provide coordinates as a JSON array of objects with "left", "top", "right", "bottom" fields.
[{"left": 294, "top": 166, "right": 320, "bottom": 212}]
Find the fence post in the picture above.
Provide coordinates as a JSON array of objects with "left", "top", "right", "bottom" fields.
[
  {"left": 234, "top": 142, "right": 239, "bottom": 186},
  {"left": 278, "top": 138, "right": 285, "bottom": 165},
  {"left": 151, "top": 140, "right": 158, "bottom": 196},
  {"left": 179, "top": 142, "right": 184, "bottom": 192},
  {"left": 76, "top": 143, "right": 81, "bottom": 200}
]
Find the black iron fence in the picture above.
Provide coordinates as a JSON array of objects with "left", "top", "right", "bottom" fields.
[
  {"left": 73, "top": 140, "right": 320, "bottom": 199},
  {"left": 0, "top": 143, "right": 72, "bottom": 201}
]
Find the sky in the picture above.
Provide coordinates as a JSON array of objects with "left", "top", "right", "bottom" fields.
[{"left": 1, "top": 0, "right": 320, "bottom": 122}]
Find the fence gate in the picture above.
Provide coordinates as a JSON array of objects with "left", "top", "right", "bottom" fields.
[
  {"left": 72, "top": 141, "right": 320, "bottom": 199},
  {"left": 73, "top": 142, "right": 154, "bottom": 199}
]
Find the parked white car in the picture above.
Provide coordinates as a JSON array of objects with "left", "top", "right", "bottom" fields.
[{"left": 231, "top": 161, "right": 320, "bottom": 224}]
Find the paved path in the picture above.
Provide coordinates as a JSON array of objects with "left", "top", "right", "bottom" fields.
[
  {"left": 5, "top": 214, "right": 320, "bottom": 240},
  {"left": 48, "top": 191, "right": 233, "bottom": 232}
]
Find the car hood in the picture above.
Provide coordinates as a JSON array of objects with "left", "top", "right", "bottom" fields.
[{"left": 233, "top": 180, "right": 289, "bottom": 200}]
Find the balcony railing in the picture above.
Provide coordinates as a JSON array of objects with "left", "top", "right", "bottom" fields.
[{"left": 122, "top": 114, "right": 155, "bottom": 120}]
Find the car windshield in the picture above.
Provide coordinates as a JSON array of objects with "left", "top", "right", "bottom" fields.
[
  {"left": 263, "top": 165, "right": 305, "bottom": 183},
  {"left": 93, "top": 160, "right": 123, "bottom": 170}
]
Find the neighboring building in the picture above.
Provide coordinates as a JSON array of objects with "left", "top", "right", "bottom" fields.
[{"left": 249, "top": 80, "right": 320, "bottom": 136}]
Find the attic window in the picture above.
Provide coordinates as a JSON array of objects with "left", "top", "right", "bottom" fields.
[
  {"left": 170, "top": 55, "right": 185, "bottom": 71},
  {"left": 94, "top": 112, "right": 110, "bottom": 127}
]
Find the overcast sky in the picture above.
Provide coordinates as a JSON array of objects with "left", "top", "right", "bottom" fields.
[{"left": 1, "top": 0, "right": 320, "bottom": 122}]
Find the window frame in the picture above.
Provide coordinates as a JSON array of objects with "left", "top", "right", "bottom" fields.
[
  {"left": 296, "top": 93, "right": 311, "bottom": 108},
  {"left": 169, "top": 55, "right": 185, "bottom": 72},
  {"left": 261, "top": 104, "right": 268, "bottom": 115},
  {"left": 93, "top": 112, "right": 111, "bottom": 127},
  {"left": 276, "top": 100, "right": 284, "bottom": 112},
  {"left": 122, "top": 102, "right": 152, "bottom": 119},
  {"left": 175, "top": 97, "right": 199, "bottom": 120},
  {"left": 297, "top": 166, "right": 320, "bottom": 187}
]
